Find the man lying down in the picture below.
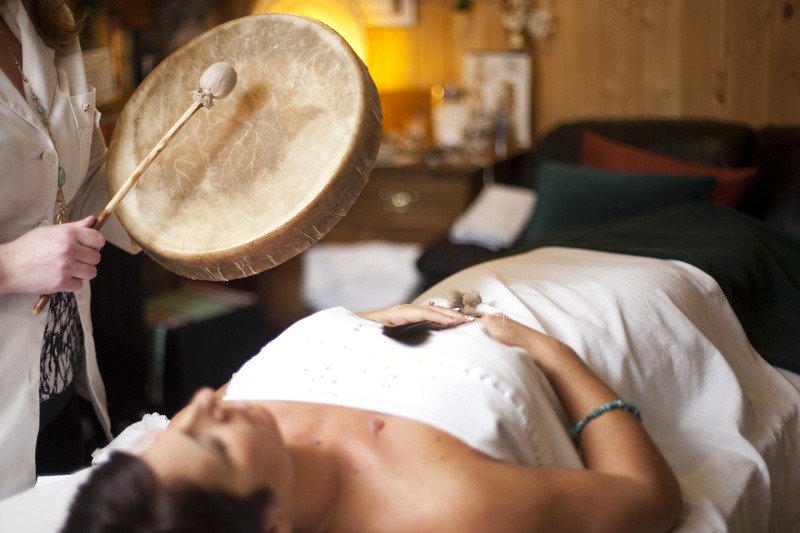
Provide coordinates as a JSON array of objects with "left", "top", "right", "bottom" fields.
[{"left": 48, "top": 231, "right": 800, "bottom": 533}]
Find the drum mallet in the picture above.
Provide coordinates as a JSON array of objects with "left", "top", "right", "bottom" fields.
[{"left": 33, "top": 62, "right": 238, "bottom": 314}]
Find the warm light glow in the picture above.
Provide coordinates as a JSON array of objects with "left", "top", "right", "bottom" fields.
[
  {"left": 251, "top": 0, "right": 369, "bottom": 62},
  {"left": 366, "top": 31, "right": 411, "bottom": 92}
]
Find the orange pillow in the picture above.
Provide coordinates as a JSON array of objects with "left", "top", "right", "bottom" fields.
[{"left": 580, "top": 130, "right": 759, "bottom": 207}]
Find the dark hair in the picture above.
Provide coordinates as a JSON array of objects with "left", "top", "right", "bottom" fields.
[
  {"left": 60, "top": 453, "right": 275, "bottom": 533},
  {"left": 20, "top": 0, "right": 86, "bottom": 51}
]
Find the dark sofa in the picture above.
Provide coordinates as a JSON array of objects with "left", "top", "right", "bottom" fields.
[{"left": 416, "top": 119, "right": 800, "bottom": 288}]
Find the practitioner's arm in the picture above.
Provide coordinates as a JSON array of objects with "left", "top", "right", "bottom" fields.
[{"left": 466, "top": 314, "right": 682, "bottom": 533}]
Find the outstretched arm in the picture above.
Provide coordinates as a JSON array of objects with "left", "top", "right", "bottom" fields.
[
  {"left": 358, "top": 303, "right": 472, "bottom": 328},
  {"left": 473, "top": 314, "right": 682, "bottom": 532}
]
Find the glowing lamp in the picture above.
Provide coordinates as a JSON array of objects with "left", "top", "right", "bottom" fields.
[{"left": 251, "top": 0, "right": 369, "bottom": 62}]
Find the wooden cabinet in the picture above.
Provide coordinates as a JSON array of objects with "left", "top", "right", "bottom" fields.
[{"left": 325, "top": 152, "right": 528, "bottom": 245}]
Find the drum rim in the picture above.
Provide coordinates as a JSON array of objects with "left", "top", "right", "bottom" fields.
[{"left": 107, "top": 13, "right": 382, "bottom": 280}]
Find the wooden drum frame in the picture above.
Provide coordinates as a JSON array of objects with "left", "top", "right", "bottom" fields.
[{"left": 107, "top": 14, "right": 382, "bottom": 281}]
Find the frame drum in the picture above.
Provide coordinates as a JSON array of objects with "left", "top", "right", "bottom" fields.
[{"left": 107, "top": 14, "right": 381, "bottom": 280}]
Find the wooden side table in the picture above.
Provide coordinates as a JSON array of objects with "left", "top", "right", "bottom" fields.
[{"left": 325, "top": 151, "right": 528, "bottom": 244}]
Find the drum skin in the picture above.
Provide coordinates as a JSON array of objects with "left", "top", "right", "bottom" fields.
[{"left": 108, "top": 14, "right": 382, "bottom": 280}]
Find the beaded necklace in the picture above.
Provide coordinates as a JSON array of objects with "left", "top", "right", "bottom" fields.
[{"left": 0, "top": 24, "right": 68, "bottom": 224}]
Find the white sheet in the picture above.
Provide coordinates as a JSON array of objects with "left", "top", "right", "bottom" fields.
[
  {"left": 301, "top": 240, "right": 423, "bottom": 312},
  {"left": 415, "top": 247, "right": 800, "bottom": 532}
]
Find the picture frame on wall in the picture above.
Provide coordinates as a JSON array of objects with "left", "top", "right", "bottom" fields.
[
  {"left": 359, "top": 0, "right": 418, "bottom": 28},
  {"left": 462, "top": 51, "right": 533, "bottom": 149}
]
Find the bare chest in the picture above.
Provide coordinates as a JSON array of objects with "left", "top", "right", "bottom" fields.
[{"left": 270, "top": 401, "right": 487, "bottom": 532}]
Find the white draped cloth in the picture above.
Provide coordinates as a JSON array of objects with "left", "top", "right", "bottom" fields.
[
  {"left": 415, "top": 247, "right": 800, "bottom": 532},
  {"left": 2, "top": 247, "right": 799, "bottom": 533}
]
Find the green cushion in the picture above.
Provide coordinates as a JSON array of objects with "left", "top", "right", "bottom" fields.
[{"left": 520, "top": 161, "right": 715, "bottom": 243}]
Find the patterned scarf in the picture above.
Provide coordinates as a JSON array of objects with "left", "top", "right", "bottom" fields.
[{"left": 40, "top": 292, "right": 83, "bottom": 401}]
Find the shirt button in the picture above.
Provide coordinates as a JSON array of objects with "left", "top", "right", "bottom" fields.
[
  {"left": 36, "top": 218, "right": 51, "bottom": 228},
  {"left": 42, "top": 150, "right": 57, "bottom": 167}
]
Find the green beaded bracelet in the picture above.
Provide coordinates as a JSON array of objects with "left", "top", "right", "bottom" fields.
[{"left": 570, "top": 399, "right": 642, "bottom": 448}]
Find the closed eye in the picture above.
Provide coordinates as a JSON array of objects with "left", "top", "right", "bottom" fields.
[
  {"left": 197, "top": 435, "right": 232, "bottom": 467},
  {"left": 212, "top": 437, "right": 231, "bottom": 463}
]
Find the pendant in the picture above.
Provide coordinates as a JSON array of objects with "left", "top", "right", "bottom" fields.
[{"left": 54, "top": 187, "right": 68, "bottom": 224}]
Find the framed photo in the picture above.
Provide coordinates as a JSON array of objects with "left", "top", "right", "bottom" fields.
[
  {"left": 462, "top": 51, "right": 533, "bottom": 148},
  {"left": 359, "top": 0, "right": 418, "bottom": 28}
]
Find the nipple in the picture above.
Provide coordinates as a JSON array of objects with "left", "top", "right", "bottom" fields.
[{"left": 370, "top": 418, "right": 385, "bottom": 436}]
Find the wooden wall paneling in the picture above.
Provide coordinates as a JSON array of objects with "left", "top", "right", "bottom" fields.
[
  {"left": 596, "top": 0, "right": 643, "bottom": 116},
  {"left": 455, "top": 0, "right": 506, "bottom": 53},
  {"left": 404, "top": 22, "right": 423, "bottom": 89},
  {"left": 767, "top": 0, "right": 800, "bottom": 124},
  {"left": 438, "top": 2, "right": 461, "bottom": 86},
  {"left": 450, "top": 2, "right": 474, "bottom": 84},
  {"left": 416, "top": 0, "right": 453, "bottom": 88},
  {"left": 436, "top": 0, "right": 473, "bottom": 87},
  {"left": 640, "top": 0, "right": 685, "bottom": 117},
  {"left": 234, "top": 0, "right": 799, "bottom": 135},
  {"left": 566, "top": 0, "right": 603, "bottom": 122},
  {"left": 448, "top": 0, "right": 507, "bottom": 84},
  {"left": 725, "top": 0, "right": 774, "bottom": 125},
  {"left": 680, "top": 0, "right": 729, "bottom": 120},
  {"left": 533, "top": 0, "right": 603, "bottom": 135},
  {"left": 529, "top": 9, "right": 561, "bottom": 136}
]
